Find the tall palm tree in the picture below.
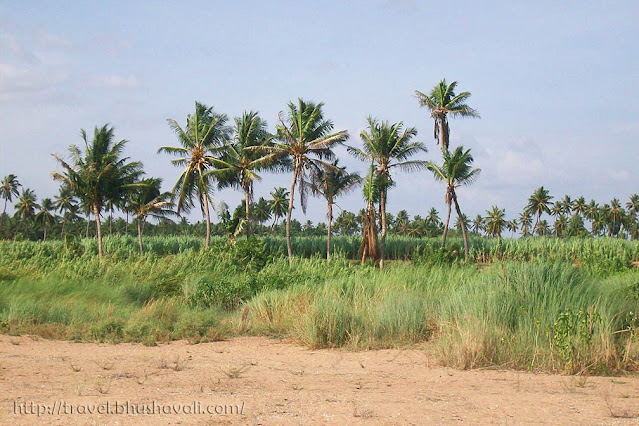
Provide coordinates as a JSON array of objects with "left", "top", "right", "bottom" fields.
[
  {"left": 585, "top": 200, "right": 599, "bottom": 234},
  {"left": 213, "top": 111, "right": 277, "bottom": 239},
  {"left": 268, "top": 187, "right": 289, "bottom": 229},
  {"left": 525, "top": 186, "right": 553, "bottom": 234},
  {"left": 53, "top": 125, "right": 143, "bottom": 258},
  {"left": 560, "top": 195, "right": 573, "bottom": 216},
  {"left": 484, "top": 206, "right": 506, "bottom": 238},
  {"left": 506, "top": 219, "right": 518, "bottom": 238},
  {"left": 53, "top": 185, "right": 76, "bottom": 237},
  {"left": 127, "top": 177, "right": 175, "bottom": 254},
  {"left": 415, "top": 79, "right": 480, "bottom": 154},
  {"left": 572, "top": 196, "right": 587, "bottom": 217},
  {"left": 395, "top": 210, "right": 410, "bottom": 235},
  {"left": 350, "top": 117, "right": 426, "bottom": 268},
  {"left": 426, "top": 146, "right": 480, "bottom": 259},
  {"left": 158, "top": 102, "right": 231, "bottom": 249},
  {"left": 308, "top": 160, "right": 361, "bottom": 259},
  {"left": 518, "top": 212, "right": 533, "bottom": 237},
  {"left": 472, "top": 214, "right": 484, "bottom": 235},
  {"left": 627, "top": 194, "right": 639, "bottom": 218},
  {"left": 426, "top": 207, "right": 440, "bottom": 228},
  {"left": 265, "top": 99, "right": 349, "bottom": 261},
  {"left": 13, "top": 188, "right": 39, "bottom": 239},
  {"left": 35, "top": 198, "right": 56, "bottom": 241},
  {"left": 609, "top": 198, "right": 624, "bottom": 237},
  {"left": 2, "top": 174, "right": 21, "bottom": 217},
  {"left": 536, "top": 219, "right": 550, "bottom": 236},
  {"left": 252, "top": 197, "right": 272, "bottom": 232},
  {"left": 554, "top": 214, "right": 568, "bottom": 238}
]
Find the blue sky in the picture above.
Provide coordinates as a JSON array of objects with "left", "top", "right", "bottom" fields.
[{"left": 1, "top": 1, "right": 638, "bottom": 224}]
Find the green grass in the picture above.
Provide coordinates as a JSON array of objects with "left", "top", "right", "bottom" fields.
[{"left": 1, "top": 236, "right": 638, "bottom": 374}]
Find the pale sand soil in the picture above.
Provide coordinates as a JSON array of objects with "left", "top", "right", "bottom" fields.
[{"left": 1, "top": 335, "right": 638, "bottom": 425}]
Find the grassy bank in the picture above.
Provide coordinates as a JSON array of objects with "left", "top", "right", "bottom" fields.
[{"left": 1, "top": 237, "right": 638, "bottom": 374}]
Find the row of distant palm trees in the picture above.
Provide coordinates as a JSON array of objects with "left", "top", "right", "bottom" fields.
[
  {"left": 5, "top": 170, "right": 637, "bottom": 243},
  {"left": 4, "top": 78, "right": 637, "bottom": 263}
]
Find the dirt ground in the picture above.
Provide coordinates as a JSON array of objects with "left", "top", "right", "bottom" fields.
[{"left": 1, "top": 335, "right": 638, "bottom": 425}]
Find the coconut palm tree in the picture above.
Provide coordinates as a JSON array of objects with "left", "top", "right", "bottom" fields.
[
  {"left": 53, "top": 125, "right": 143, "bottom": 258},
  {"left": 609, "top": 198, "right": 624, "bottom": 237},
  {"left": 333, "top": 210, "right": 357, "bottom": 236},
  {"left": 536, "top": 219, "right": 550, "bottom": 236},
  {"left": 627, "top": 194, "right": 639, "bottom": 218},
  {"left": 560, "top": 195, "right": 573, "bottom": 216},
  {"left": 213, "top": 111, "right": 278, "bottom": 239},
  {"left": 554, "top": 214, "right": 568, "bottom": 238},
  {"left": 395, "top": 210, "right": 410, "bottom": 235},
  {"left": 484, "top": 206, "right": 506, "bottom": 238},
  {"left": 265, "top": 99, "right": 349, "bottom": 262},
  {"left": 1, "top": 174, "right": 21, "bottom": 221},
  {"left": 158, "top": 102, "right": 231, "bottom": 249},
  {"left": 35, "top": 198, "right": 56, "bottom": 241},
  {"left": 127, "top": 177, "right": 175, "bottom": 254},
  {"left": 506, "top": 219, "right": 518, "bottom": 238},
  {"left": 585, "top": 200, "right": 599, "bottom": 234},
  {"left": 519, "top": 212, "right": 533, "bottom": 237},
  {"left": 53, "top": 185, "right": 77, "bottom": 237},
  {"left": 525, "top": 186, "right": 553, "bottom": 234},
  {"left": 268, "top": 187, "right": 289, "bottom": 229},
  {"left": 426, "top": 208, "right": 441, "bottom": 228},
  {"left": 572, "top": 196, "right": 587, "bottom": 218},
  {"left": 415, "top": 79, "right": 480, "bottom": 154},
  {"left": 308, "top": 160, "right": 361, "bottom": 259},
  {"left": 349, "top": 117, "right": 426, "bottom": 268},
  {"left": 472, "top": 214, "right": 484, "bottom": 235},
  {"left": 252, "top": 197, "right": 272, "bottom": 232},
  {"left": 13, "top": 188, "right": 39, "bottom": 239},
  {"left": 426, "top": 146, "right": 480, "bottom": 260}
]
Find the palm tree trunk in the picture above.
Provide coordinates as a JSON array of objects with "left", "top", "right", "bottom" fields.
[
  {"left": 244, "top": 188, "right": 251, "bottom": 239},
  {"left": 379, "top": 187, "right": 387, "bottom": 269},
  {"left": 327, "top": 202, "right": 333, "bottom": 260},
  {"left": 452, "top": 193, "right": 469, "bottom": 261},
  {"left": 441, "top": 197, "right": 452, "bottom": 248},
  {"left": 137, "top": 217, "right": 144, "bottom": 254},
  {"left": 532, "top": 211, "right": 541, "bottom": 235},
  {"left": 43, "top": 226, "right": 47, "bottom": 242},
  {"left": 86, "top": 214, "right": 90, "bottom": 239},
  {"left": 61, "top": 215, "right": 66, "bottom": 237},
  {"left": 93, "top": 204, "right": 103, "bottom": 259},
  {"left": 438, "top": 118, "right": 448, "bottom": 154},
  {"left": 109, "top": 210, "right": 113, "bottom": 235},
  {"left": 203, "top": 193, "right": 211, "bottom": 249},
  {"left": 286, "top": 165, "right": 300, "bottom": 263},
  {"left": 125, "top": 211, "right": 129, "bottom": 234}
]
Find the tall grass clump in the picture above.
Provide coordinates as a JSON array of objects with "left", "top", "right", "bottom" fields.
[{"left": 431, "top": 262, "right": 639, "bottom": 373}]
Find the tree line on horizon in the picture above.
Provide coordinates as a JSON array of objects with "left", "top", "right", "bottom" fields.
[{"left": 2, "top": 80, "right": 639, "bottom": 265}]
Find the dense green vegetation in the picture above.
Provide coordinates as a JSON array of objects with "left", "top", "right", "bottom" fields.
[
  {"left": 1, "top": 237, "right": 638, "bottom": 374},
  {"left": 3, "top": 78, "right": 639, "bottom": 376}
]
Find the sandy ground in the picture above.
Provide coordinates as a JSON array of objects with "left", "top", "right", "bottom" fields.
[{"left": 1, "top": 335, "right": 638, "bottom": 425}]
